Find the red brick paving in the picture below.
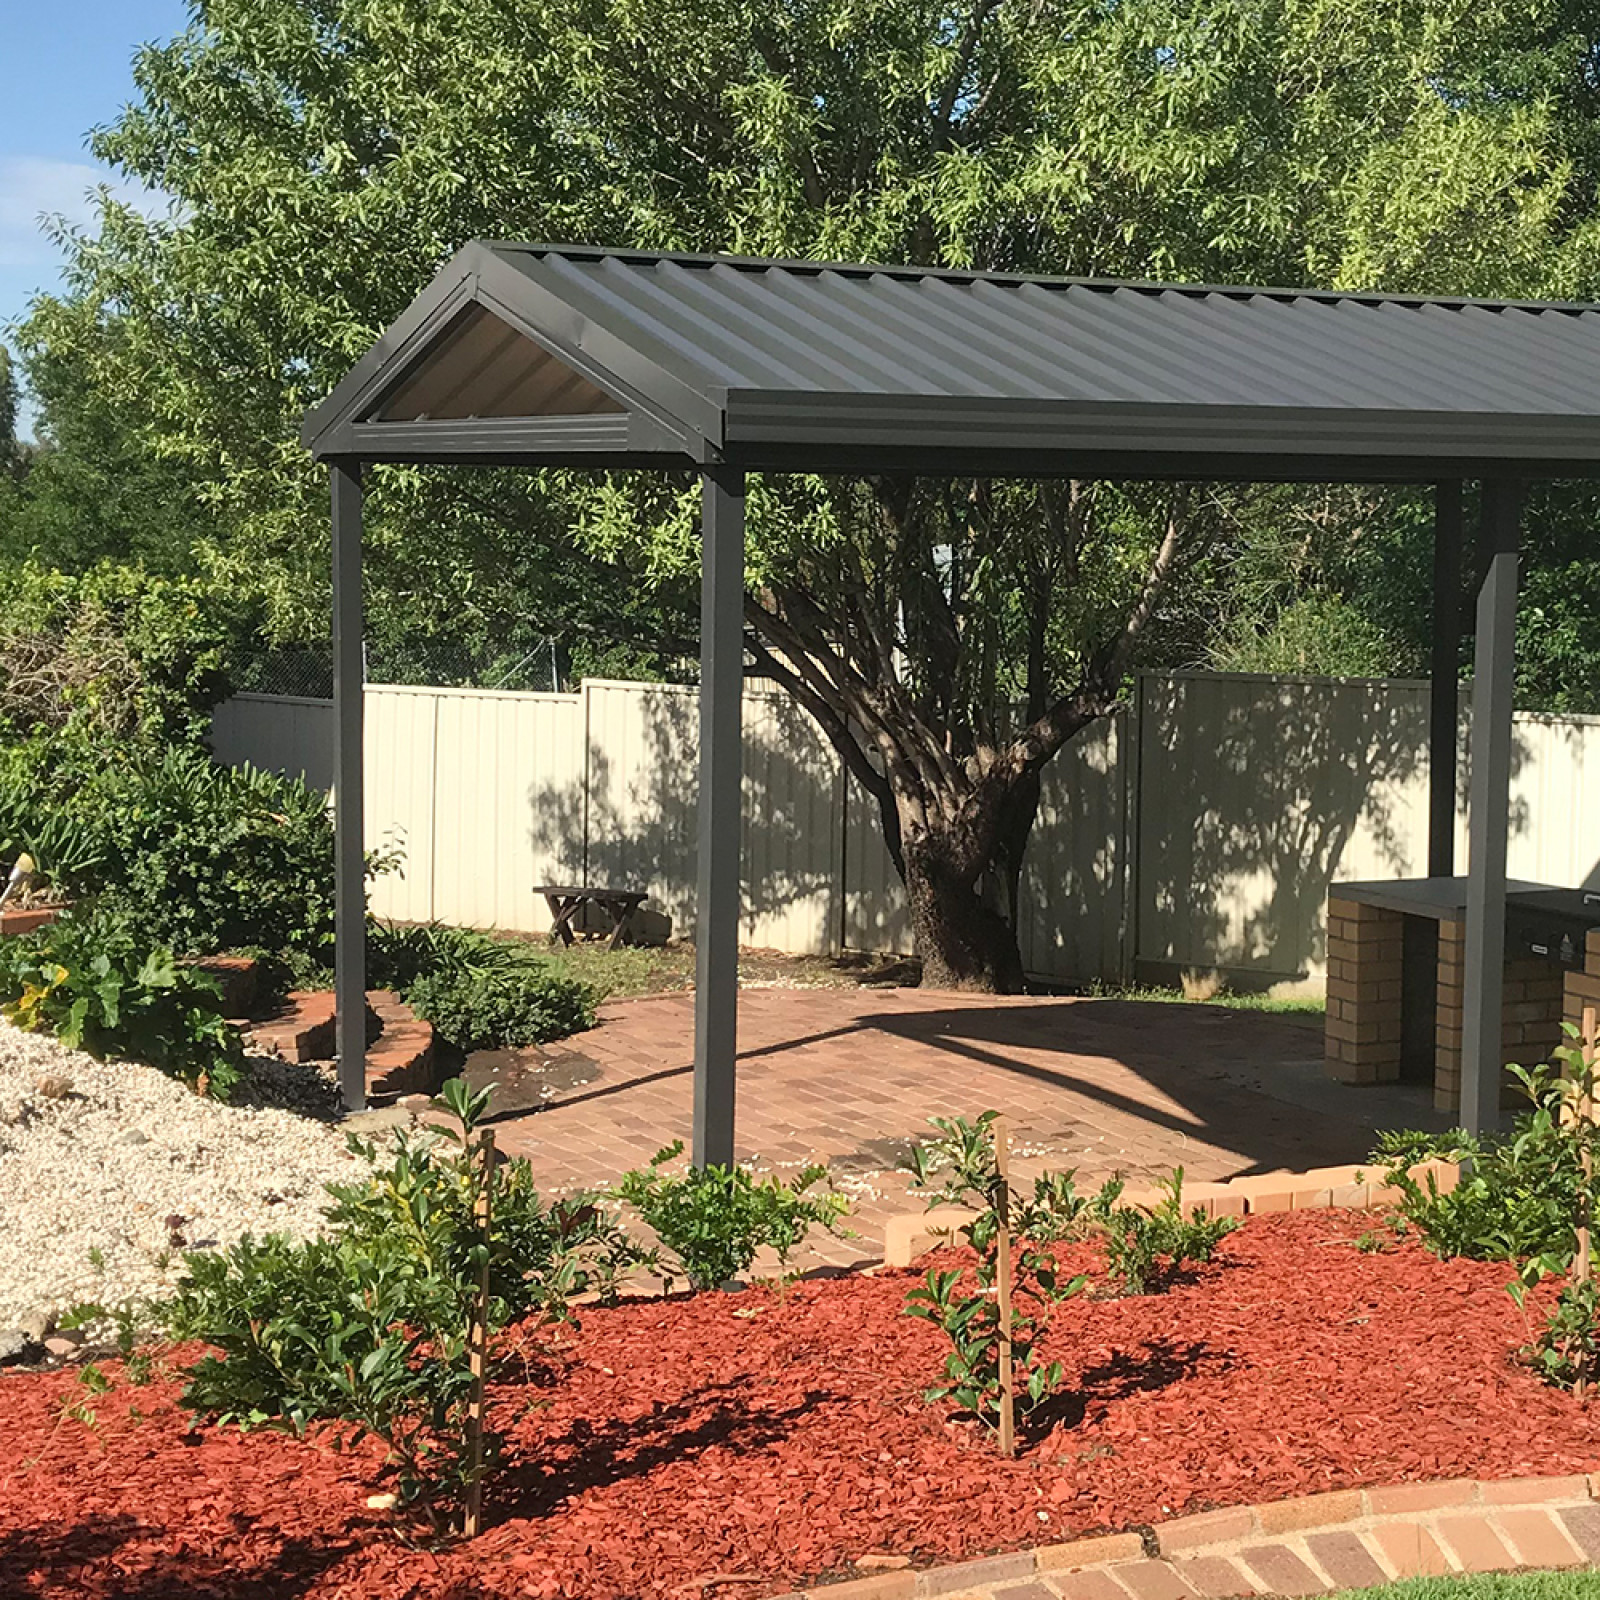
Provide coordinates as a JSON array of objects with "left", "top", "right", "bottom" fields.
[
  {"left": 766, "top": 1478, "right": 1600, "bottom": 1597},
  {"left": 486, "top": 987, "right": 1436, "bottom": 1268}
]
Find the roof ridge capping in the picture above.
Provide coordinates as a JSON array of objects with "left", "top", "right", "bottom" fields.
[{"left": 480, "top": 241, "right": 1600, "bottom": 316}]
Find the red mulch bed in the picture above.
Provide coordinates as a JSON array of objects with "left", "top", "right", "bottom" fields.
[{"left": 3, "top": 1210, "right": 1598, "bottom": 1599}]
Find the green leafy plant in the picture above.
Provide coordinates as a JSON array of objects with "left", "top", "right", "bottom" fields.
[
  {"left": 1501, "top": 1025, "right": 1600, "bottom": 1392},
  {"left": 613, "top": 1141, "right": 849, "bottom": 1292},
  {"left": 901, "top": 1112, "right": 1089, "bottom": 1433},
  {"left": 160, "top": 1076, "right": 624, "bottom": 1526},
  {"left": 1090, "top": 1169, "right": 1239, "bottom": 1295},
  {"left": 406, "top": 965, "right": 595, "bottom": 1052},
  {"left": 1367, "top": 1120, "right": 1579, "bottom": 1265},
  {"left": 0, "top": 903, "right": 246, "bottom": 1097},
  {"left": 369, "top": 920, "right": 598, "bottom": 1052}
]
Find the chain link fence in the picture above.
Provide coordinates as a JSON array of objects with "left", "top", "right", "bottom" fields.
[{"left": 233, "top": 639, "right": 571, "bottom": 699}]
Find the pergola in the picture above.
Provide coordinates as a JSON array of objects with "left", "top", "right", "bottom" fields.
[{"left": 303, "top": 242, "right": 1600, "bottom": 1153}]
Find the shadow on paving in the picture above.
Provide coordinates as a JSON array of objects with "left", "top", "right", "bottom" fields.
[
  {"left": 0, "top": 1515, "right": 356, "bottom": 1598},
  {"left": 848, "top": 999, "right": 1439, "bottom": 1173}
]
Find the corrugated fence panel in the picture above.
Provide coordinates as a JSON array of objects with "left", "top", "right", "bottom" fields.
[
  {"left": 842, "top": 754, "right": 910, "bottom": 956},
  {"left": 213, "top": 673, "right": 1600, "bottom": 987},
  {"left": 209, "top": 694, "right": 333, "bottom": 788},
  {"left": 1019, "top": 715, "right": 1125, "bottom": 984},
  {"left": 423, "top": 685, "right": 585, "bottom": 933},
  {"left": 740, "top": 688, "right": 842, "bottom": 954},
  {"left": 1505, "top": 713, "right": 1600, "bottom": 890},
  {"left": 364, "top": 687, "right": 438, "bottom": 924},
  {"left": 1135, "top": 672, "right": 1434, "bottom": 982},
  {"left": 581, "top": 680, "right": 701, "bottom": 933}
]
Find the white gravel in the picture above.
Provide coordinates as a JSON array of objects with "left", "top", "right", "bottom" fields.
[{"left": 0, "top": 1021, "right": 383, "bottom": 1331}]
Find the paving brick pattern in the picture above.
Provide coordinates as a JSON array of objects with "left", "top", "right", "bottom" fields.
[
  {"left": 769, "top": 1477, "right": 1600, "bottom": 1600},
  {"left": 485, "top": 987, "right": 1441, "bottom": 1267}
]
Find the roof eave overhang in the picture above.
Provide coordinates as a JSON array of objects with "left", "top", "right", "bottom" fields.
[
  {"left": 716, "top": 391, "right": 1600, "bottom": 482},
  {"left": 301, "top": 241, "right": 723, "bottom": 464}
]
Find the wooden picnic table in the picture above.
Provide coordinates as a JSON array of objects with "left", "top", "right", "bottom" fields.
[{"left": 534, "top": 885, "right": 649, "bottom": 950}]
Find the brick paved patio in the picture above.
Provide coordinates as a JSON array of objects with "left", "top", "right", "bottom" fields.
[{"left": 475, "top": 986, "right": 1446, "bottom": 1272}]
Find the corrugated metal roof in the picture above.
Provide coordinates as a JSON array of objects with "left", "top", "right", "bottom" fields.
[{"left": 304, "top": 242, "right": 1600, "bottom": 478}]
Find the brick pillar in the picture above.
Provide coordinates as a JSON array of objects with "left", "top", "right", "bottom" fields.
[
  {"left": 1436, "top": 925, "right": 1568, "bottom": 1117},
  {"left": 1325, "top": 896, "right": 1405, "bottom": 1085},
  {"left": 1564, "top": 929, "right": 1600, "bottom": 1037},
  {"left": 1435, "top": 919, "right": 1465, "bottom": 1111}
]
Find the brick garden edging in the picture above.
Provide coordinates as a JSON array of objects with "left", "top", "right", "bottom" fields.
[
  {"left": 883, "top": 1160, "right": 1460, "bottom": 1268},
  {"left": 774, "top": 1475, "right": 1600, "bottom": 1599}
]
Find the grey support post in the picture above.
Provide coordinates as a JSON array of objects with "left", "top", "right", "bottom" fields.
[
  {"left": 692, "top": 466, "right": 745, "bottom": 1170},
  {"left": 1460, "top": 479, "right": 1522, "bottom": 1138},
  {"left": 331, "top": 461, "right": 367, "bottom": 1113},
  {"left": 1427, "top": 482, "right": 1463, "bottom": 879}
]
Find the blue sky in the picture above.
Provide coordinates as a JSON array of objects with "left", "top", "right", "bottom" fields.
[{"left": 1, "top": 1, "right": 190, "bottom": 433}]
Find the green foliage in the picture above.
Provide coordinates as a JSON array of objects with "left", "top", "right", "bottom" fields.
[
  {"left": 901, "top": 1111, "right": 1089, "bottom": 1430},
  {"left": 1090, "top": 1170, "right": 1240, "bottom": 1297},
  {"left": 613, "top": 1140, "right": 849, "bottom": 1292},
  {"left": 369, "top": 921, "right": 598, "bottom": 1051},
  {"left": 85, "top": 747, "right": 338, "bottom": 959},
  {"left": 161, "top": 1077, "right": 634, "bottom": 1523},
  {"left": 0, "top": 562, "right": 256, "bottom": 746},
  {"left": 0, "top": 903, "right": 246, "bottom": 1098},
  {"left": 1367, "top": 1122, "right": 1579, "bottom": 1265},
  {"left": 1499, "top": 1028, "right": 1600, "bottom": 1392},
  {"left": 325, "top": 1077, "right": 651, "bottom": 1317}
]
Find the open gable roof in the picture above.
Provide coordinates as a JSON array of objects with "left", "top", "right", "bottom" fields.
[{"left": 303, "top": 242, "right": 1600, "bottom": 480}]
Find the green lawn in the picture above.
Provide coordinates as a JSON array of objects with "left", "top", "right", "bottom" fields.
[
  {"left": 1331, "top": 1576, "right": 1600, "bottom": 1600},
  {"left": 1086, "top": 980, "right": 1326, "bottom": 1020}
]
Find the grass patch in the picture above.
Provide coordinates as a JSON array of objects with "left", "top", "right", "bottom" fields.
[
  {"left": 522, "top": 941, "right": 871, "bottom": 1004},
  {"left": 1330, "top": 1575, "right": 1600, "bottom": 1600},
  {"left": 1085, "top": 981, "right": 1325, "bottom": 1020}
]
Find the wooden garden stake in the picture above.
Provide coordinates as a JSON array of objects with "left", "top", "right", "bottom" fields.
[
  {"left": 992, "top": 1114, "right": 1015, "bottom": 1458},
  {"left": 1579, "top": 1006, "right": 1597, "bottom": 1296},
  {"left": 463, "top": 1127, "right": 495, "bottom": 1538}
]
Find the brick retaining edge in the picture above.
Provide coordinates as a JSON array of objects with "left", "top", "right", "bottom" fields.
[
  {"left": 883, "top": 1160, "right": 1461, "bottom": 1269},
  {"left": 771, "top": 1474, "right": 1600, "bottom": 1599}
]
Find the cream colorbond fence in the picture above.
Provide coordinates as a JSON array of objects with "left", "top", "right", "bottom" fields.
[{"left": 210, "top": 672, "right": 1600, "bottom": 988}]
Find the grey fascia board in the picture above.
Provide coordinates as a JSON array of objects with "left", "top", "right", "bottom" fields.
[
  {"left": 336, "top": 413, "right": 698, "bottom": 466},
  {"left": 301, "top": 246, "right": 483, "bottom": 452},
  {"left": 720, "top": 390, "right": 1600, "bottom": 462}
]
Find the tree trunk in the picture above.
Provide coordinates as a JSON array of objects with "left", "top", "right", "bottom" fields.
[{"left": 904, "top": 834, "right": 1026, "bottom": 993}]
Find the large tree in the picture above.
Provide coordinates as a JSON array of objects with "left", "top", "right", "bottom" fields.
[{"left": 21, "top": 0, "right": 1600, "bottom": 983}]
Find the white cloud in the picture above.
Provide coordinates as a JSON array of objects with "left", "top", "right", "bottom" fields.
[{"left": 0, "top": 155, "right": 163, "bottom": 268}]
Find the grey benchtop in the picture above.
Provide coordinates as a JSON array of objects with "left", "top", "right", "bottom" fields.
[{"left": 1328, "top": 875, "right": 1560, "bottom": 922}]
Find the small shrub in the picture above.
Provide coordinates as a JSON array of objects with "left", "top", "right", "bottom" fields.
[
  {"left": 159, "top": 1078, "right": 632, "bottom": 1525},
  {"left": 1367, "top": 1122, "right": 1578, "bottom": 1264},
  {"left": 1500, "top": 1027, "right": 1600, "bottom": 1392},
  {"left": 0, "top": 903, "right": 246, "bottom": 1097},
  {"left": 901, "top": 1111, "right": 1089, "bottom": 1432},
  {"left": 1090, "top": 1168, "right": 1239, "bottom": 1295},
  {"left": 613, "top": 1140, "right": 849, "bottom": 1291},
  {"left": 407, "top": 964, "right": 596, "bottom": 1052}
]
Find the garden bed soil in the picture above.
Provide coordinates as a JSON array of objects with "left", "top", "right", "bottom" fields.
[{"left": 3, "top": 1211, "right": 1599, "bottom": 1599}]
